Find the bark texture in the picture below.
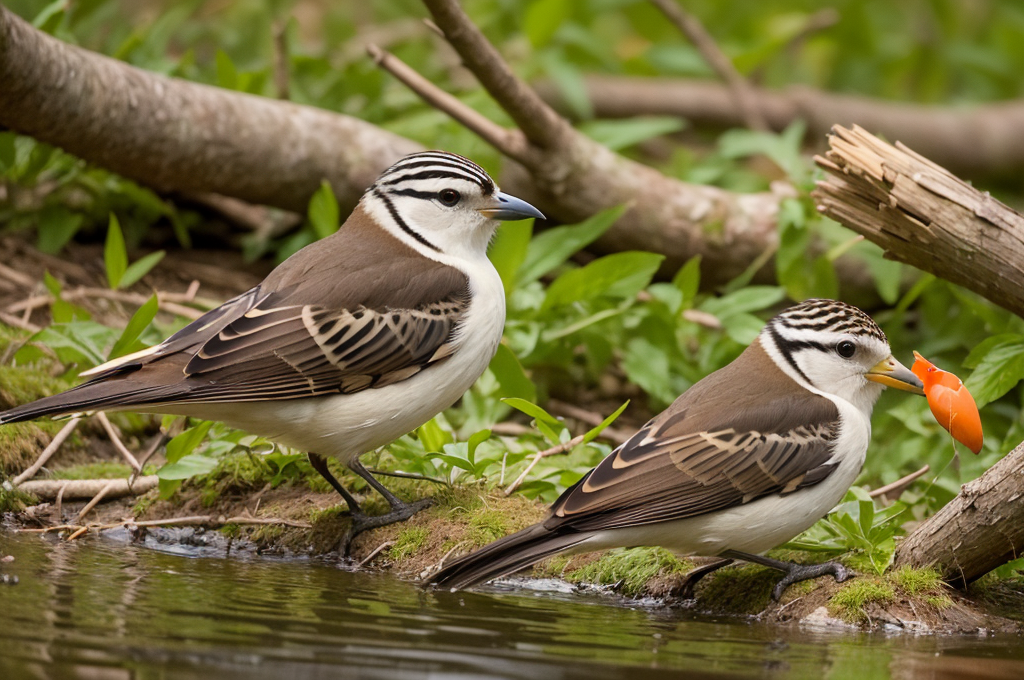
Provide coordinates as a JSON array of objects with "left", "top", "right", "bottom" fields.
[
  {"left": 814, "top": 124, "right": 1024, "bottom": 319},
  {"left": 536, "top": 76, "right": 1024, "bottom": 180},
  {"left": 0, "top": 5, "right": 421, "bottom": 214},
  {"left": 893, "top": 442, "right": 1024, "bottom": 587}
]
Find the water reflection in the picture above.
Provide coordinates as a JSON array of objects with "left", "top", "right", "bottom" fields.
[{"left": 0, "top": 531, "right": 1021, "bottom": 680}]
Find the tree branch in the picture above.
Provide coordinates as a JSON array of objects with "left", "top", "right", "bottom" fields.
[
  {"left": 421, "top": 0, "right": 571, "bottom": 150},
  {"left": 0, "top": 5, "right": 421, "bottom": 214},
  {"left": 813, "top": 124, "right": 1024, "bottom": 319},
  {"left": 649, "top": 0, "right": 768, "bottom": 131},
  {"left": 535, "top": 75, "right": 1024, "bottom": 180},
  {"left": 894, "top": 442, "right": 1024, "bottom": 587}
]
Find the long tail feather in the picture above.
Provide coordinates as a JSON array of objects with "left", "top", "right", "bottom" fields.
[
  {"left": 425, "top": 523, "right": 590, "bottom": 590},
  {"left": 0, "top": 378, "right": 185, "bottom": 425}
]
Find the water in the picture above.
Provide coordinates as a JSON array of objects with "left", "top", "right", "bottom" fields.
[{"left": 0, "top": 531, "right": 1022, "bottom": 679}]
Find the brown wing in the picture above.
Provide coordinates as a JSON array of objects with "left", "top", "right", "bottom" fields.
[
  {"left": 178, "top": 288, "right": 468, "bottom": 401},
  {"left": 546, "top": 340, "right": 841, "bottom": 532},
  {"left": 79, "top": 210, "right": 472, "bottom": 403}
]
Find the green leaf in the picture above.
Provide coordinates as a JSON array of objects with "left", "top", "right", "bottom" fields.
[
  {"left": 963, "top": 334, "right": 1024, "bottom": 369},
  {"left": 489, "top": 220, "right": 533, "bottom": 295},
  {"left": 672, "top": 255, "right": 702, "bottom": 307},
  {"left": 466, "top": 429, "right": 492, "bottom": 466},
  {"left": 542, "top": 251, "right": 664, "bottom": 310},
  {"left": 157, "top": 452, "right": 219, "bottom": 480},
  {"left": 119, "top": 250, "right": 166, "bottom": 289},
  {"left": 622, "top": 336, "right": 675, "bottom": 404},
  {"left": 523, "top": 0, "right": 571, "bottom": 47},
  {"left": 104, "top": 214, "right": 128, "bottom": 289},
  {"left": 964, "top": 337, "right": 1024, "bottom": 408},
  {"left": 502, "top": 398, "right": 561, "bottom": 431},
  {"left": 581, "top": 401, "right": 629, "bottom": 445},
  {"left": 701, "top": 286, "right": 785, "bottom": 319},
  {"left": 37, "top": 205, "right": 84, "bottom": 255},
  {"left": 108, "top": 294, "right": 159, "bottom": 359},
  {"left": 578, "top": 117, "right": 686, "bottom": 151},
  {"left": 488, "top": 343, "right": 536, "bottom": 402},
  {"left": 215, "top": 49, "right": 238, "bottom": 89},
  {"left": 308, "top": 180, "right": 340, "bottom": 240},
  {"left": 519, "top": 205, "right": 626, "bottom": 285},
  {"left": 165, "top": 421, "right": 214, "bottom": 464},
  {"left": 19, "top": 321, "right": 115, "bottom": 367},
  {"left": 417, "top": 418, "right": 453, "bottom": 453},
  {"left": 722, "top": 312, "right": 765, "bottom": 345},
  {"left": 32, "top": 0, "right": 65, "bottom": 33}
]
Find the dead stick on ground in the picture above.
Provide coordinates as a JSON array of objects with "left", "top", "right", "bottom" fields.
[
  {"left": 0, "top": 310, "right": 41, "bottom": 333},
  {"left": 19, "top": 515, "right": 313, "bottom": 534},
  {"left": 74, "top": 479, "right": 118, "bottom": 524},
  {"left": 649, "top": 0, "right": 768, "bottom": 131},
  {"left": 17, "top": 476, "right": 159, "bottom": 500},
  {"left": 358, "top": 541, "right": 396, "bottom": 568},
  {"left": 504, "top": 434, "right": 586, "bottom": 496},
  {"left": 96, "top": 412, "right": 142, "bottom": 474},
  {"left": 11, "top": 416, "right": 82, "bottom": 485}
]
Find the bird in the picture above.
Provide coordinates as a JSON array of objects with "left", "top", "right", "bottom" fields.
[
  {"left": 425, "top": 299, "right": 925, "bottom": 600},
  {"left": 0, "top": 151, "right": 544, "bottom": 537}
]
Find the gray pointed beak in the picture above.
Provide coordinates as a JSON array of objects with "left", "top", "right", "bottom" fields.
[
  {"left": 865, "top": 355, "right": 925, "bottom": 395},
  {"left": 477, "top": 192, "right": 545, "bottom": 221}
]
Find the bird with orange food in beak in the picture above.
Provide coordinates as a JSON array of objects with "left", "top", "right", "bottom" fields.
[{"left": 426, "top": 299, "right": 925, "bottom": 600}]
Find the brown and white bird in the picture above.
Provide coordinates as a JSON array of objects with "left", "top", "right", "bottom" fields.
[
  {"left": 0, "top": 151, "right": 543, "bottom": 535},
  {"left": 426, "top": 299, "right": 924, "bottom": 599}
]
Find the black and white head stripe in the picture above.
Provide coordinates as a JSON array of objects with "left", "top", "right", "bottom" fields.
[
  {"left": 762, "top": 299, "right": 888, "bottom": 386},
  {"left": 373, "top": 151, "right": 495, "bottom": 196},
  {"left": 773, "top": 299, "right": 886, "bottom": 343}
]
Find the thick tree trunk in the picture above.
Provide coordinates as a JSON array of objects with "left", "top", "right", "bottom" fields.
[
  {"left": 813, "top": 124, "right": 1024, "bottom": 319},
  {"left": 0, "top": 4, "right": 421, "bottom": 214},
  {"left": 893, "top": 442, "right": 1024, "bottom": 587}
]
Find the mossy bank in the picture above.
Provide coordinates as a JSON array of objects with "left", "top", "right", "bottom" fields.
[{"left": 6, "top": 449, "right": 1023, "bottom": 636}]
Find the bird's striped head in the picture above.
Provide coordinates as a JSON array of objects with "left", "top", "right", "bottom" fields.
[
  {"left": 363, "top": 151, "right": 543, "bottom": 261},
  {"left": 760, "top": 299, "right": 922, "bottom": 413}
]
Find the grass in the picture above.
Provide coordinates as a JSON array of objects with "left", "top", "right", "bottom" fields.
[{"left": 567, "top": 547, "right": 692, "bottom": 597}]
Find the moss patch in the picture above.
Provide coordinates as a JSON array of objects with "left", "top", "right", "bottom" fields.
[
  {"left": 566, "top": 547, "right": 693, "bottom": 597},
  {"left": 889, "top": 565, "right": 943, "bottom": 595},
  {"left": 389, "top": 527, "right": 430, "bottom": 561},
  {"left": 829, "top": 578, "right": 897, "bottom": 622}
]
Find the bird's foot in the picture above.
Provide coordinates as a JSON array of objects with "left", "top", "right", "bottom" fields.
[
  {"left": 770, "top": 560, "right": 854, "bottom": 602},
  {"left": 341, "top": 497, "right": 434, "bottom": 554}
]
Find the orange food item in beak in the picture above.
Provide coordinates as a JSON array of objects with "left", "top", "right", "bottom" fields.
[{"left": 911, "top": 351, "right": 983, "bottom": 454}]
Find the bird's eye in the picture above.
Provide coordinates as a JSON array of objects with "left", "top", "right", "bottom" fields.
[
  {"left": 836, "top": 340, "right": 856, "bottom": 358},
  {"left": 438, "top": 189, "right": 461, "bottom": 206}
]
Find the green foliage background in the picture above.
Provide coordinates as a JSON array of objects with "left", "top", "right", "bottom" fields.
[{"left": 3, "top": 0, "right": 1024, "bottom": 571}]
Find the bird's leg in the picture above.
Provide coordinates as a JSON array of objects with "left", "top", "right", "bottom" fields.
[
  {"left": 343, "top": 458, "right": 434, "bottom": 535},
  {"left": 671, "top": 558, "right": 734, "bottom": 600},
  {"left": 721, "top": 550, "right": 854, "bottom": 601},
  {"left": 308, "top": 452, "right": 364, "bottom": 515}
]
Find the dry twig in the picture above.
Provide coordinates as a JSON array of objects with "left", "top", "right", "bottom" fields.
[
  {"left": 869, "top": 465, "right": 930, "bottom": 502},
  {"left": 649, "top": 0, "right": 767, "bottom": 131},
  {"left": 504, "top": 434, "right": 585, "bottom": 496},
  {"left": 96, "top": 412, "right": 142, "bottom": 474},
  {"left": 11, "top": 416, "right": 82, "bottom": 485}
]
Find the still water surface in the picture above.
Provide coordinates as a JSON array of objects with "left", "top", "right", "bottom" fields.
[{"left": 0, "top": 530, "right": 1022, "bottom": 679}]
